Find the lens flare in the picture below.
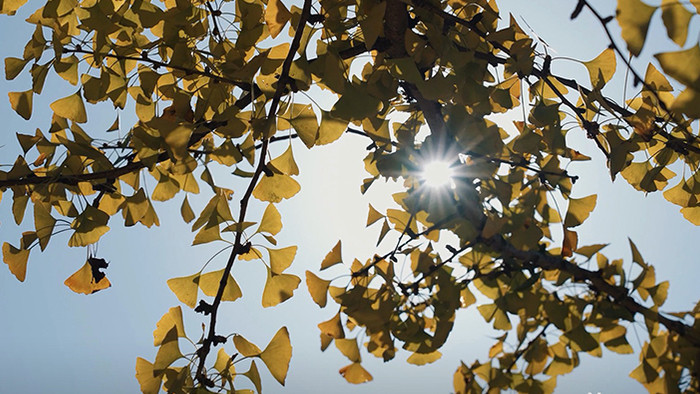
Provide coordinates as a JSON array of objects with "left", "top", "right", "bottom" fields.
[{"left": 421, "top": 160, "right": 454, "bottom": 188}]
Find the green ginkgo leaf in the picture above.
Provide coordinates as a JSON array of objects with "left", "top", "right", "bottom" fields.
[{"left": 50, "top": 91, "right": 87, "bottom": 123}]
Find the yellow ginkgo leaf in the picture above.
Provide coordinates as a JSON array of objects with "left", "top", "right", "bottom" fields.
[
  {"left": 153, "top": 326, "right": 183, "bottom": 372},
  {"left": 269, "top": 245, "right": 297, "bottom": 274},
  {"left": 69, "top": 206, "right": 110, "bottom": 247},
  {"left": 135, "top": 358, "right": 163, "bottom": 394},
  {"left": 258, "top": 203, "right": 282, "bottom": 235},
  {"left": 406, "top": 350, "right": 442, "bottom": 365},
  {"left": 338, "top": 362, "right": 373, "bottom": 384},
  {"left": 252, "top": 173, "right": 301, "bottom": 203},
  {"left": 233, "top": 334, "right": 262, "bottom": 357},
  {"left": 661, "top": 0, "right": 692, "bottom": 46},
  {"left": 305, "top": 270, "right": 331, "bottom": 307},
  {"left": 153, "top": 306, "right": 186, "bottom": 346},
  {"left": 335, "top": 338, "right": 361, "bottom": 362},
  {"left": 655, "top": 46, "right": 700, "bottom": 91},
  {"left": 269, "top": 145, "right": 299, "bottom": 176},
  {"left": 289, "top": 104, "right": 319, "bottom": 148},
  {"left": 264, "top": 0, "right": 291, "bottom": 39},
  {"left": 358, "top": 2, "right": 386, "bottom": 49},
  {"left": 180, "top": 196, "right": 195, "bottom": 223},
  {"left": 50, "top": 90, "right": 87, "bottom": 123},
  {"left": 34, "top": 202, "right": 55, "bottom": 251},
  {"left": 166, "top": 273, "right": 200, "bottom": 308},
  {"left": 4, "top": 57, "right": 28, "bottom": 80},
  {"left": 564, "top": 195, "right": 597, "bottom": 228},
  {"left": 213, "top": 348, "right": 236, "bottom": 376},
  {"left": 366, "top": 204, "right": 384, "bottom": 227},
  {"left": 262, "top": 267, "right": 300, "bottom": 307},
  {"left": 260, "top": 326, "right": 293, "bottom": 385},
  {"left": 199, "top": 269, "right": 242, "bottom": 302},
  {"left": 64, "top": 260, "right": 111, "bottom": 294},
  {"left": 321, "top": 240, "right": 342, "bottom": 270},
  {"left": 8, "top": 90, "right": 32, "bottom": 120},
  {"left": 242, "top": 360, "right": 262, "bottom": 394},
  {"left": 616, "top": 0, "right": 657, "bottom": 57},
  {"left": 318, "top": 311, "right": 345, "bottom": 339},
  {"left": 0, "top": 0, "right": 28, "bottom": 15},
  {"left": 583, "top": 48, "right": 616, "bottom": 89},
  {"left": 2, "top": 242, "right": 29, "bottom": 282}
]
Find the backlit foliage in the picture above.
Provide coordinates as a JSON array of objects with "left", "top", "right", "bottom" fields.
[{"left": 2, "top": 0, "right": 700, "bottom": 392}]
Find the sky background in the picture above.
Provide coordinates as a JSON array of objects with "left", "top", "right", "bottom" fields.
[{"left": 1, "top": 0, "right": 699, "bottom": 393}]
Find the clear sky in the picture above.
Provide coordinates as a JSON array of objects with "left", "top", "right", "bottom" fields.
[{"left": 1, "top": 0, "right": 699, "bottom": 393}]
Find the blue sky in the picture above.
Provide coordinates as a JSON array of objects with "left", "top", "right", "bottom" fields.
[{"left": 1, "top": 0, "right": 699, "bottom": 393}]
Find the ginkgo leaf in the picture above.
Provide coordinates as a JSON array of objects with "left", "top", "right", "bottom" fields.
[
  {"left": 338, "top": 362, "right": 373, "bottom": 384},
  {"left": 0, "top": 0, "right": 28, "bottom": 15},
  {"left": 68, "top": 206, "right": 110, "bottom": 247},
  {"left": 264, "top": 0, "right": 291, "bottom": 39},
  {"left": 50, "top": 91, "right": 87, "bottom": 123},
  {"left": 153, "top": 326, "right": 183, "bottom": 371},
  {"left": 4, "top": 57, "right": 28, "bottom": 80},
  {"left": 252, "top": 173, "right": 301, "bottom": 203},
  {"left": 8, "top": 90, "right": 32, "bottom": 120},
  {"left": 321, "top": 241, "right": 342, "bottom": 270},
  {"left": 583, "top": 49, "right": 616, "bottom": 89},
  {"left": 564, "top": 195, "right": 597, "bottom": 228},
  {"left": 406, "top": 350, "right": 442, "bottom": 365},
  {"left": 64, "top": 260, "right": 111, "bottom": 294},
  {"left": 258, "top": 203, "right": 282, "bottom": 235},
  {"left": 616, "top": 0, "right": 657, "bottom": 57},
  {"left": 335, "top": 338, "right": 361, "bottom": 362},
  {"left": 260, "top": 326, "right": 293, "bottom": 385},
  {"left": 655, "top": 46, "right": 700, "bottom": 90},
  {"left": 305, "top": 270, "right": 331, "bottom": 307},
  {"left": 167, "top": 273, "right": 200, "bottom": 308},
  {"left": 358, "top": 2, "right": 386, "bottom": 49},
  {"left": 562, "top": 229, "right": 578, "bottom": 257},
  {"left": 153, "top": 306, "right": 187, "bottom": 346},
  {"left": 262, "top": 267, "right": 300, "bottom": 307},
  {"left": 2, "top": 242, "right": 29, "bottom": 282},
  {"left": 318, "top": 311, "right": 345, "bottom": 339},
  {"left": 316, "top": 111, "right": 348, "bottom": 145},
  {"left": 135, "top": 358, "right": 163, "bottom": 394},
  {"left": 680, "top": 206, "right": 700, "bottom": 225},
  {"left": 242, "top": 360, "right": 262, "bottom": 394},
  {"left": 269, "top": 145, "right": 299, "bottom": 175},
  {"left": 289, "top": 104, "right": 319, "bottom": 148},
  {"left": 269, "top": 246, "right": 297, "bottom": 274},
  {"left": 199, "top": 269, "right": 243, "bottom": 302},
  {"left": 233, "top": 334, "right": 262, "bottom": 357},
  {"left": 180, "top": 196, "right": 195, "bottom": 223},
  {"left": 366, "top": 204, "right": 384, "bottom": 227},
  {"left": 661, "top": 0, "right": 692, "bottom": 46},
  {"left": 213, "top": 348, "right": 236, "bottom": 376},
  {"left": 33, "top": 203, "right": 55, "bottom": 251}
]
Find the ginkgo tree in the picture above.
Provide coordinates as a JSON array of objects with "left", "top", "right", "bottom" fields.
[{"left": 1, "top": 0, "right": 699, "bottom": 392}]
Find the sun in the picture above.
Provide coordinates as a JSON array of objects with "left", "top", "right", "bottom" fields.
[{"left": 421, "top": 160, "right": 455, "bottom": 188}]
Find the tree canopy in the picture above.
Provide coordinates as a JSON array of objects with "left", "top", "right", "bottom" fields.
[{"left": 1, "top": 0, "right": 700, "bottom": 392}]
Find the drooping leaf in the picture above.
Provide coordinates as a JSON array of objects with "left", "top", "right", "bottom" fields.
[
  {"left": 269, "top": 145, "right": 299, "bottom": 176},
  {"left": 269, "top": 245, "right": 297, "bottom": 274},
  {"left": 2, "top": 242, "right": 29, "bottom": 282},
  {"left": 166, "top": 273, "right": 200, "bottom": 308},
  {"left": 338, "top": 362, "right": 373, "bottom": 384},
  {"left": 655, "top": 45, "right": 700, "bottom": 91},
  {"left": 242, "top": 360, "right": 262, "bottom": 394},
  {"left": 262, "top": 267, "right": 300, "bottom": 307},
  {"left": 68, "top": 206, "right": 110, "bottom": 247},
  {"left": 661, "top": 0, "right": 693, "bottom": 46},
  {"left": 180, "top": 196, "right": 195, "bottom": 223},
  {"left": 49, "top": 91, "right": 87, "bottom": 123},
  {"left": 305, "top": 270, "right": 331, "bottom": 307},
  {"left": 563, "top": 195, "right": 597, "bottom": 228},
  {"left": 318, "top": 311, "right": 345, "bottom": 339},
  {"left": 358, "top": 2, "right": 386, "bottom": 49},
  {"left": 335, "top": 338, "right": 361, "bottom": 362},
  {"left": 616, "top": 0, "right": 657, "bottom": 56},
  {"left": 64, "top": 260, "right": 111, "bottom": 294},
  {"left": 321, "top": 241, "right": 342, "bottom": 270},
  {"left": 8, "top": 90, "right": 32, "bottom": 120},
  {"left": 366, "top": 204, "right": 384, "bottom": 227},
  {"left": 4, "top": 57, "right": 28, "bottom": 80},
  {"left": 199, "top": 269, "right": 243, "bottom": 302},
  {"left": 260, "top": 326, "right": 293, "bottom": 385},
  {"left": 0, "top": 0, "right": 28, "bottom": 15}
]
